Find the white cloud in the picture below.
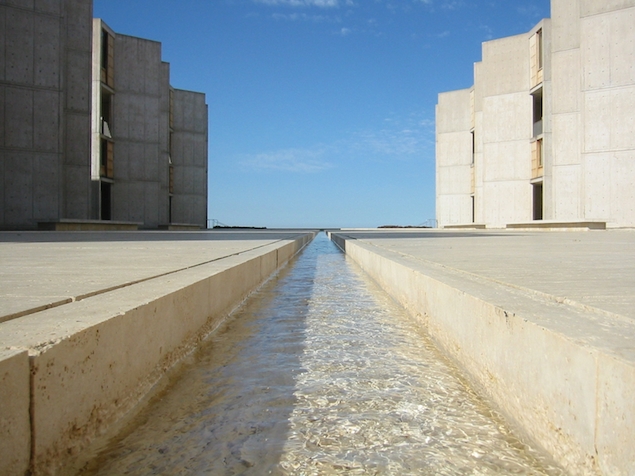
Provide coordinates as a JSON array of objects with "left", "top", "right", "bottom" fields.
[
  {"left": 240, "top": 148, "right": 334, "bottom": 173},
  {"left": 340, "top": 27, "right": 351, "bottom": 35}
]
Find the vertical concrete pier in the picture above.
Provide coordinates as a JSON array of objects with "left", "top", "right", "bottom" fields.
[
  {"left": 329, "top": 229, "right": 635, "bottom": 476},
  {"left": 0, "top": 230, "right": 315, "bottom": 475}
]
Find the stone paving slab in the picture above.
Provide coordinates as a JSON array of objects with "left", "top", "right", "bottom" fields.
[{"left": 0, "top": 230, "right": 311, "bottom": 323}]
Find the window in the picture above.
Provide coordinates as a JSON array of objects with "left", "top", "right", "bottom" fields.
[
  {"left": 101, "top": 91, "right": 113, "bottom": 138},
  {"left": 470, "top": 129, "right": 475, "bottom": 165},
  {"left": 532, "top": 183, "right": 543, "bottom": 220},
  {"left": 531, "top": 88, "right": 543, "bottom": 137}
]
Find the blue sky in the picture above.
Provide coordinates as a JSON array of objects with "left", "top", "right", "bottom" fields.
[{"left": 94, "top": 0, "right": 550, "bottom": 228}]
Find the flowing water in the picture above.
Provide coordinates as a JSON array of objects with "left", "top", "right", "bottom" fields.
[{"left": 82, "top": 233, "right": 563, "bottom": 475}]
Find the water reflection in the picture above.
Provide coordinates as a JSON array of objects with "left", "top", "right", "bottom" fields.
[{"left": 82, "top": 233, "right": 563, "bottom": 475}]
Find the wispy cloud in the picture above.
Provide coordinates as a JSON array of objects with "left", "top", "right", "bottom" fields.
[
  {"left": 253, "top": 0, "right": 341, "bottom": 7},
  {"left": 240, "top": 148, "right": 335, "bottom": 173}
]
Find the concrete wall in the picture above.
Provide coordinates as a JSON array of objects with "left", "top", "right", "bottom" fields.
[
  {"left": 435, "top": 88, "right": 473, "bottom": 226},
  {"left": 479, "top": 33, "right": 533, "bottom": 227},
  {"left": 0, "top": 0, "right": 93, "bottom": 229},
  {"left": 171, "top": 89, "right": 208, "bottom": 227},
  {"left": 111, "top": 34, "right": 165, "bottom": 228},
  {"left": 0, "top": 233, "right": 315, "bottom": 475}
]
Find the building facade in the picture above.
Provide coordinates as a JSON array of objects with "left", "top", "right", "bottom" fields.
[
  {"left": 0, "top": 0, "right": 94, "bottom": 229},
  {"left": 436, "top": 0, "right": 635, "bottom": 228},
  {"left": 0, "top": 2, "right": 208, "bottom": 230}
]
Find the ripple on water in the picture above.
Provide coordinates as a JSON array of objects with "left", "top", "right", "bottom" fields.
[{"left": 82, "top": 233, "right": 564, "bottom": 475}]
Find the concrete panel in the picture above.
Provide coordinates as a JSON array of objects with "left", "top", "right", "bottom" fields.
[
  {"left": 583, "top": 90, "right": 611, "bottom": 152},
  {"left": 436, "top": 194, "right": 472, "bottom": 226},
  {"left": 482, "top": 140, "right": 531, "bottom": 181},
  {"left": 33, "top": 153, "right": 60, "bottom": 219},
  {"left": 436, "top": 131, "right": 471, "bottom": 167},
  {"left": 610, "top": 86, "right": 635, "bottom": 150},
  {"left": 33, "top": 89, "right": 60, "bottom": 152},
  {"left": 63, "top": 0, "right": 92, "bottom": 51},
  {"left": 436, "top": 89, "right": 471, "bottom": 134},
  {"left": 65, "top": 49, "right": 91, "bottom": 112},
  {"left": 608, "top": 7, "right": 635, "bottom": 87},
  {"left": 581, "top": 14, "right": 611, "bottom": 90},
  {"left": 142, "top": 40, "right": 161, "bottom": 96},
  {"left": 126, "top": 182, "right": 146, "bottom": 223},
  {"left": 144, "top": 96, "right": 159, "bottom": 142},
  {"left": 580, "top": 0, "right": 635, "bottom": 16},
  {"left": 583, "top": 153, "right": 611, "bottom": 220},
  {"left": 35, "top": 0, "right": 61, "bottom": 14},
  {"left": 4, "top": 153, "right": 33, "bottom": 225},
  {"left": 552, "top": 112, "right": 581, "bottom": 166},
  {"left": 4, "top": 0, "right": 35, "bottom": 8},
  {"left": 194, "top": 167, "right": 206, "bottom": 195},
  {"left": 610, "top": 151, "right": 635, "bottom": 226},
  {"left": 63, "top": 164, "right": 90, "bottom": 219},
  {"left": 34, "top": 12, "right": 60, "bottom": 88},
  {"left": 552, "top": 165, "right": 582, "bottom": 219},
  {"left": 0, "top": 349, "right": 30, "bottom": 476},
  {"left": 436, "top": 164, "right": 471, "bottom": 195},
  {"left": 124, "top": 141, "right": 144, "bottom": 180},
  {"left": 64, "top": 111, "right": 90, "bottom": 166},
  {"left": 5, "top": 86, "right": 33, "bottom": 149},
  {"left": 482, "top": 93, "right": 531, "bottom": 144},
  {"left": 551, "top": 49, "right": 580, "bottom": 114},
  {"left": 551, "top": 0, "right": 581, "bottom": 52},
  {"left": 194, "top": 136, "right": 207, "bottom": 166},
  {"left": 144, "top": 142, "right": 159, "bottom": 181},
  {"left": 5, "top": 7, "right": 34, "bottom": 84},
  {"left": 480, "top": 34, "right": 529, "bottom": 97},
  {"left": 111, "top": 141, "right": 127, "bottom": 180},
  {"left": 0, "top": 8, "right": 4, "bottom": 81},
  {"left": 482, "top": 180, "right": 531, "bottom": 226},
  {"left": 143, "top": 181, "right": 160, "bottom": 227}
]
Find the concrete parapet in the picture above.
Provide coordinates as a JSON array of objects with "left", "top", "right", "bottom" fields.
[
  {"left": 38, "top": 220, "right": 141, "bottom": 231},
  {"left": 0, "top": 349, "right": 31, "bottom": 476},
  {"left": 329, "top": 231, "right": 635, "bottom": 476},
  {"left": 0, "top": 232, "right": 315, "bottom": 475},
  {"left": 506, "top": 220, "right": 607, "bottom": 230}
]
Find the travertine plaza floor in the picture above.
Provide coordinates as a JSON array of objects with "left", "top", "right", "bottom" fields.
[
  {"left": 334, "top": 228, "right": 635, "bottom": 323},
  {"left": 0, "top": 230, "right": 314, "bottom": 324}
]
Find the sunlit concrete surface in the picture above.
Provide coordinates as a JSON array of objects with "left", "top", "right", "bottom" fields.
[
  {"left": 0, "top": 230, "right": 316, "bottom": 475},
  {"left": 329, "top": 228, "right": 635, "bottom": 476}
]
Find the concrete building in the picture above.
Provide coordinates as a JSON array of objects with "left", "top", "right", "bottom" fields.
[
  {"left": 0, "top": 2, "right": 208, "bottom": 230},
  {"left": 436, "top": 0, "right": 635, "bottom": 228},
  {"left": 91, "top": 20, "right": 208, "bottom": 229},
  {"left": 0, "top": 0, "right": 94, "bottom": 229}
]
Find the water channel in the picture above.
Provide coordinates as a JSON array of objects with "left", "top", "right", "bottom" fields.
[{"left": 81, "top": 233, "right": 563, "bottom": 475}]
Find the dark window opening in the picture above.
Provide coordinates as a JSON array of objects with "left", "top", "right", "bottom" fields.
[
  {"left": 470, "top": 130, "right": 475, "bottom": 164},
  {"left": 101, "top": 91, "right": 113, "bottom": 137},
  {"left": 532, "top": 88, "right": 543, "bottom": 137},
  {"left": 532, "top": 183, "right": 543, "bottom": 220},
  {"left": 101, "top": 30, "right": 109, "bottom": 71},
  {"left": 101, "top": 181, "right": 112, "bottom": 221},
  {"left": 471, "top": 195, "right": 475, "bottom": 223}
]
